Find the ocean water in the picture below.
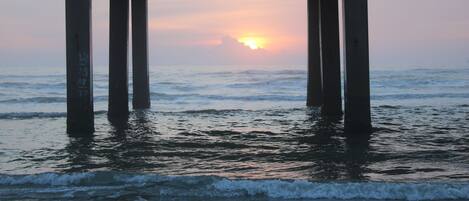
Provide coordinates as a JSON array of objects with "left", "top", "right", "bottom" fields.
[{"left": 0, "top": 65, "right": 468, "bottom": 201}]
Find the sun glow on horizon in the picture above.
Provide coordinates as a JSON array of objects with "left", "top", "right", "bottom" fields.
[{"left": 238, "top": 37, "right": 267, "bottom": 50}]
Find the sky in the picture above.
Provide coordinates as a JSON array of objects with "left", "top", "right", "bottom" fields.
[{"left": 0, "top": 0, "right": 469, "bottom": 69}]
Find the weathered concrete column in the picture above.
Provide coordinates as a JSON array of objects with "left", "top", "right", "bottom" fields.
[
  {"left": 319, "top": 0, "right": 343, "bottom": 116},
  {"left": 343, "top": 0, "right": 372, "bottom": 132},
  {"left": 307, "top": 0, "right": 323, "bottom": 107},
  {"left": 109, "top": 0, "right": 130, "bottom": 119},
  {"left": 66, "top": 0, "right": 94, "bottom": 134},
  {"left": 132, "top": 0, "right": 151, "bottom": 109}
]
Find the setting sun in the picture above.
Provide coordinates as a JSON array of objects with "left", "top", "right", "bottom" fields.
[{"left": 238, "top": 37, "right": 267, "bottom": 50}]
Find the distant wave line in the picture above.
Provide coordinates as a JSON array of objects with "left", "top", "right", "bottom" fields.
[
  {"left": 371, "top": 93, "right": 469, "bottom": 100},
  {"left": 2, "top": 92, "right": 469, "bottom": 105},
  {"left": 0, "top": 111, "right": 107, "bottom": 120}
]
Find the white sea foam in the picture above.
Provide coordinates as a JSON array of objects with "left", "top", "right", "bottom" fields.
[
  {"left": 213, "top": 179, "right": 469, "bottom": 200},
  {"left": 1, "top": 172, "right": 468, "bottom": 200},
  {"left": 0, "top": 172, "right": 94, "bottom": 186}
]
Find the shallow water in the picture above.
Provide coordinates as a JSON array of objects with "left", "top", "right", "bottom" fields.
[{"left": 0, "top": 65, "right": 468, "bottom": 200}]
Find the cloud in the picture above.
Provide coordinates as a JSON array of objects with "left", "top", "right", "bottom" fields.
[
  {"left": 210, "top": 36, "right": 270, "bottom": 64},
  {"left": 149, "top": 35, "right": 295, "bottom": 65}
]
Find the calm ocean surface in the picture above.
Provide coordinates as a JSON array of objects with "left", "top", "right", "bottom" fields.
[{"left": 0, "top": 65, "right": 468, "bottom": 200}]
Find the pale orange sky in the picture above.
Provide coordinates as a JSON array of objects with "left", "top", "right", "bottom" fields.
[
  {"left": 1, "top": 0, "right": 469, "bottom": 68},
  {"left": 147, "top": 1, "right": 306, "bottom": 50}
]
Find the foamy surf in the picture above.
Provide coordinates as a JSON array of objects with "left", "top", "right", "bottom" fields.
[{"left": 0, "top": 172, "right": 468, "bottom": 201}]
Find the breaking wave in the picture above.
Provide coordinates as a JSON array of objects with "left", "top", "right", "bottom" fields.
[{"left": 0, "top": 172, "right": 468, "bottom": 200}]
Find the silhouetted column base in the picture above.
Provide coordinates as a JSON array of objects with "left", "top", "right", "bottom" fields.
[
  {"left": 132, "top": 0, "right": 151, "bottom": 109},
  {"left": 66, "top": 0, "right": 94, "bottom": 134},
  {"left": 109, "top": 0, "right": 130, "bottom": 119},
  {"left": 307, "top": 0, "right": 322, "bottom": 107},
  {"left": 343, "top": 0, "right": 372, "bottom": 133},
  {"left": 319, "top": 0, "right": 343, "bottom": 116}
]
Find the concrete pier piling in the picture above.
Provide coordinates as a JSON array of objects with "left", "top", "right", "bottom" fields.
[
  {"left": 66, "top": 0, "right": 94, "bottom": 134},
  {"left": 343, "top": 0, "right": 372, "bottom": 132},
  {"left": 109, "top": 0, "right": 130, "bottom": 119},
  {"left": 307, "top": 0, "right": 323, "bottom": 107},
  {"left": 319, "top": 0, "right": 343, "bottom": 116},
  {"left": 132, "top": 0, "right": 151, "bottom": 109},
  {"left": 62, "top": 0, "right": 372, "bottom": 134}
]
